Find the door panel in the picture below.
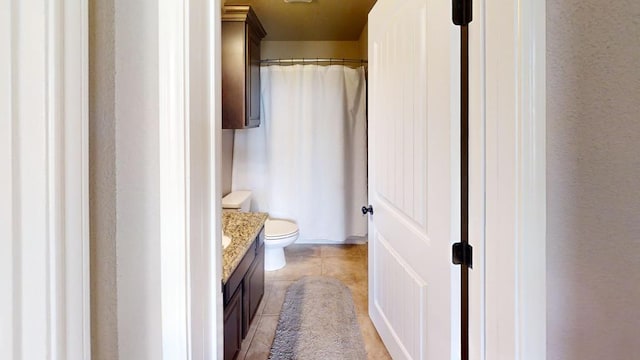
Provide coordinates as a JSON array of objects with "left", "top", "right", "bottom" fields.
[
  {"left": 373, "top": 233, "right": 428, "bottom": 359},
  {"left": 368, "top": 0, "right": 459, "bottom": 358}
]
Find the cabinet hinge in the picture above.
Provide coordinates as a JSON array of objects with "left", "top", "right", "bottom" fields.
[{"left": 452, "top": 242, "right": 473, "bottom": 268}]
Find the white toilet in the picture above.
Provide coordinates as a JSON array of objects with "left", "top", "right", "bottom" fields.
[{"left": 222, "top": 191, "right": 299, "bottom": 271}]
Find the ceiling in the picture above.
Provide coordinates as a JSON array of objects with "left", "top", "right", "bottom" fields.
[{"left": 224, "top": 0, "right": 376, "bottom": 41}]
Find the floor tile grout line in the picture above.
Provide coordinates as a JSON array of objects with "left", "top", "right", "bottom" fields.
[
  {"left": 240, "top": 315, "right": 262, "bottom": 359},
  {"left": 241, "top": 314, "right": 263, "bottom": 360}
]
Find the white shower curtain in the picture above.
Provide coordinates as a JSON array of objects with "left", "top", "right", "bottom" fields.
[{"left": 232, "top": 65, "right": 368, "bottom": 243}]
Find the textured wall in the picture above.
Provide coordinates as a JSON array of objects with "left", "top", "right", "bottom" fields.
[
  {"left": 222, "top": 129, "right": 234, "bottom": 196},
  {"left": 92, "top": 1, "right": 214, "bottom": 357},
  {"left": 359, "top": 22, "right": 368, "bottom": 60},
  {"left": 89, "top": 0, "right": 118, "bottom": 358},
  {"left": 547, "top": 0, "right": 640, "bottom": 359},
  {"left": 114, "top": 0, "right": 162, "bottom": 358}
]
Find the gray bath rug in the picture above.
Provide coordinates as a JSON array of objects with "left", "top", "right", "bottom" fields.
[{"left": 269, "top": 276, "right": 367, "bottom": 360}]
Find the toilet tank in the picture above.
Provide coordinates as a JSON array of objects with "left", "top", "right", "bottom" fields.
[{"left": 222, "top": 191, "right": 252, "bottom": 212}]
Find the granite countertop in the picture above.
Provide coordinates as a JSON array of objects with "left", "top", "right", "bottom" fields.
[{"left": 222, "top": 211, "right": 268, "bottom": 284}]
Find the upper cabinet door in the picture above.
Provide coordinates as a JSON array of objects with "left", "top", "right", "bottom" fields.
[
  {"left": 246, "top": 28, "right": 262, "bottom": 126},
  {"left": 222, "top": 6, "right": 266, "bottom": 129}
]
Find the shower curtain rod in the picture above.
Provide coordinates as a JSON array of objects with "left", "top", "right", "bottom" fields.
[{"left": 260, "top": 58, "right": 368, "bottom": 66}]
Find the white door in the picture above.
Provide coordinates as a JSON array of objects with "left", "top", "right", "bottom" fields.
[{"left": 367, "top": 0, "right": 459, "bottom": 359}]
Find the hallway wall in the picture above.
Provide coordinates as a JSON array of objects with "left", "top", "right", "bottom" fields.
[
  {"left": 547, "top": 0, "right": 640, "bottom": 358},
  {"left": 113, "top": 0, "right": 163, "bottom": 357},
  {"left": 89, "top": 0, "right": 118, "bottom": 358},
  {"left": 89, "top": 0, "right": 163, "bottom": 358}
]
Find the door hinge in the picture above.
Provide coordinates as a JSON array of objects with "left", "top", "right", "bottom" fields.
[
  {"left": 452, "top": 0, "right": 473, "bottom": 26},
  {"left": 452, "top": 242, "right": 473, "bottom": 268}
]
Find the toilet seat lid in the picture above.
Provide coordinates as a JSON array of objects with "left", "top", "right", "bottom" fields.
[{"left": 265, "top": 219, "right": 298, "bottom": 238}]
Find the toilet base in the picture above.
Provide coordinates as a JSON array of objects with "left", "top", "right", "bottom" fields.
[{"left": 265, "top": 246, "right": 287, "bottom": 271}]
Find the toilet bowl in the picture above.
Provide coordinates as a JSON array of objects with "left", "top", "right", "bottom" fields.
[
  {"left": 264, "top": 219, "right": 299, "bottom": 271},
  {"left": 222, "top": 191, "right": 299, "bottom": 271}
]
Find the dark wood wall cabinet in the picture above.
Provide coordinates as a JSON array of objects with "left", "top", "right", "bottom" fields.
[
  {"left": 223, "top": 229, "right": 265, "bottom": 360},
  {"left": 222, "top": 5, "right": 266, "bottom": 129}
]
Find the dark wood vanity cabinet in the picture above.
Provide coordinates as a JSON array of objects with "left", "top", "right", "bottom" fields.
[
  {"left": 223, "top": 228, "right": 265, "bottom": 360},
  {"left": 244, "top": 244, "right": 265, "bottom": 327},
  {"left": 222, "top": 5, "right": 266, "bottom": 129},
  {"left": 223, "top": 286, "right": 243, "bottom": 360}
]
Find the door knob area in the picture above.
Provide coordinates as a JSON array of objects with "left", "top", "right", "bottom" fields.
[{"left": 362, "top": 205, "right": 374, "bottom": 215}]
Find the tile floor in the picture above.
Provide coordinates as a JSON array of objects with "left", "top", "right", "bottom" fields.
[{"left": 237, "top": 244, "right": 392, "bottom": 360}]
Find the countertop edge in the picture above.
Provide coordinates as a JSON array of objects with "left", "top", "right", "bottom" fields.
[{"left": 222, "top": 212, "right": 268, "bottom": 284}]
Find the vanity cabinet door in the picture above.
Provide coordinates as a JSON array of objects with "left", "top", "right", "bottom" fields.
[
  {"left": 223, "top": 225, "right": 266, "bottom": 357},
  {"left": 246, "top": 244, "right": 265, "bottom": 324},
  {"left": 224, "top": 286, "right": 242, "bottom": 360}
]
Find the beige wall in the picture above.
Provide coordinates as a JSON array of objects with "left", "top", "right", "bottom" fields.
[
  {"left": 358, "top": 22, "right": 368, "bottom": 60},
  {"left": 261, "top": 40, "right": 362, "bottom": 60},
  {"left": 115, "top": 0, "right": 164, "bottom": 357},
  {"left": 547, "top": 0, "right": 640, "bottom": 358},
  {"left": 222, "top": 130, "right": 234, "bottom": 196},
  {"left": 90, "top": 0, "right": 165, "bottom": 358},
  {"left": 89, "top": 0, "right": 118, "bottom": 358}
]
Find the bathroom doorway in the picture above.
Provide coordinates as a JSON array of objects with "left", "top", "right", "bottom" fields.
[
  {"left": 221, "top": 2, "right": 372, "bottom": 249},
  {"left": 219, "top": 1, "right": 377, "bottom": 357},
  {"left": 213, "top": 0, "right": 547, "bottom": 358}
]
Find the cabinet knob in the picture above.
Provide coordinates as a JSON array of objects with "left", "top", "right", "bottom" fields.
[{"left": 361, "top": 205, "right": 374, "bottom": 215}]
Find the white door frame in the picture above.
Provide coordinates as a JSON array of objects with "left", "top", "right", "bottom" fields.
[
  {"left": 2, "top": 0, "right": 223, "bottom": 358},
  {"left": 1, "top": 0, "right": 90, "bottom": 358},
  {"left": 158, "top": 0, "right": 191, "bottom": 357},
  {"left": 157, "top": 0, "right": 222, "bottom": 358},
  {"left": 470, "top": 0, "right": 546, "bottom": 359},
  {"left": 104, "top": 0, "right": 222, "bottom": 356}
]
